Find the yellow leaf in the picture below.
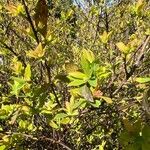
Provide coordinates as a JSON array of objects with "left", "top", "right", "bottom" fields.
[
  {"left": 116, "top": 42, "right": 129, "bottom": 54},
  {"left": 68, "top": 71, "right": 87, "bottom": 79},
  {"left": 135, "top": 0, "right": 144, "bottom": 14},
  {"left": 26, "top": 43, "right": 45, "bottom": 58},
  {"left": 82, "top": 49, "right": 95, "bottom": 63},
  {"left": 5, "top": 3, "right": 24, "bottom": 16},
  {"left": 11, "top": 57, "right": 23, "bottom": 74},
  {"left": 24, "top": 64, "right": 31, "bottom": 81},
  {"left": 101, "top": 96, "right": 112, "bottom": 104},
  {"left": 100, "top": 31, "right": 112, "bottom": 44}
]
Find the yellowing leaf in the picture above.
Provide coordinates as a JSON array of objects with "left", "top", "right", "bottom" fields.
[
  {"left": 69, "top": 88, "right": 81, "bottom": 97},
  {"left": 116, "top": 42, "right": 129, "bottom": 54},
  {"left": 135, "top": 0, "right": 145, "bottom": 14},
  {"left": 26, "top": 43, "right": 45, "bottom": 58},
  {"left": 82, "top": 49, "right": 95, "bottom": 63},
  {"left": 101, "top": 96, "right": 112, "bottom": 104},
  {"left": 11, "top": 61, "right": 23, "bottom": 74},
  {"left": 64, "top": 63, "right": 78, "bottom": 73},
  {"left": 100, "top": 31, "right": 112, "bottom": 44},
  {"left": 5, "top": 3, "right": 24, "bottom": 16},
  {"left": 68, "top": 71, "right": 87, "bottom": 79},
  {"left": 24, "top": 64, "right": 31, "bottom": 81}
]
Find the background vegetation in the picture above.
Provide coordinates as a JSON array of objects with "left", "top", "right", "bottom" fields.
[{"left": 0, "top": 0, "right": 150, "bottom": 149}]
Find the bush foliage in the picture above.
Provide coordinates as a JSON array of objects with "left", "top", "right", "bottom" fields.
[{"left": 0, "top": 0, "right": 150, "bottom": 149}]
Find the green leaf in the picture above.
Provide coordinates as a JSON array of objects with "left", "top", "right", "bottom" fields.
[
  {"left": 49, "top": 121, "right": 59, "bottom": 129},
  {"left": 0, "top": 145, "right": 6, "bottom": 150},
  {"left": 19, "top": 120, "right": 27, "bottom": 129},
  {"left": 27, "top": 123, "right": 34, "bottom": 131},
  {"left": 68, "top": 71, "right": 87, "bottom": 79},
  {"left": 68, "top": 79, "right": 86, "bottom": 86},
  {"left": 24, "top": 64, "right": 31, "bottom": 81},
  {"left": 54, "top": 113, "right": 68, "bottom": 120},
  {"left": 10, "top": 77, "right": 26, "bottom": 96},
  {"left": 91, "top": 100, "right": 101, "bottom": 108},
  {"left": 135, "top": 77, "right": 150, "bottom": 83},
  {"left": 80, "top": 57, "right": 92, "bottom": 76},
  {"left": 88, "top": 78, "right": 97, "bottom": 87}
]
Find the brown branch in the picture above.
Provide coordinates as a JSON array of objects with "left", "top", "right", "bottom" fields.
[
  {"left": 4, "top": 132, "right": 72, "bottom": 150},
  {"left": 0, "top": 40, "right": 26, "bottom": 67},
  {"left": 112, "top": 35, "right": 150, "bottom": 96},
  {"left": 22, "top": 0, "right": 39, "bottom": 44}
]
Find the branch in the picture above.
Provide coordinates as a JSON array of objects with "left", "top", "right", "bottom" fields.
[
  {"left": 22, "top": 0, "right": 39, "bottom": 44},
  {"left": 0, "top": 40, "right": 26, "bottom": 67},
  {"left": 112, "top": 35, "right": 150, "bottom": 96},
  {"left": 4, "top": 132, "right": 72, "bottom": 150}
]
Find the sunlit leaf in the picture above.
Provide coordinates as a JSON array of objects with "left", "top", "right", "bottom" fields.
[
  {"left": 100, "top": 96, "right": 112, "bottom": 104},
  {"left": 135, "top": 0, "right": 145, "bottom": 14},
  {"left": 24, "top": 64, "right": 31, "bottom": 81},
  {"left": 10, "top": 77, "right": 26, "bottom": 97},
  {"left": 0, "top": 145, "right": 6, "bottom": 150},
  {"left": 116, "top": 42, "right": 129, "bottom": 54},
  {"left": 68, "top": 79, "right": 86, "bottom": 86},
  {"left": 82, "top": 49, "right": 95, "bottom": 63},
  {"left": 88, "top": 78, "right": 97, "bottom": 87},
  {"left": 68, "top": 71, "right": 87, "bottom": 79},
  {"left": 100, "top": 31, "right": 112, "bottom": 44},
  {"left": 26, "top": 43, "right": 45, "bottom": 58},
  {"left": 80, "top": 56, "right": 92, "bottom": 76},
  {"left": 135, "top": 77, "right": 150, "bottom": 83}
]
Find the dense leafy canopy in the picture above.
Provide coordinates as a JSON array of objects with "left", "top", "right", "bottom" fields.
[{"left": 0, "top": 0, "right": 150, "bottom": 149}]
